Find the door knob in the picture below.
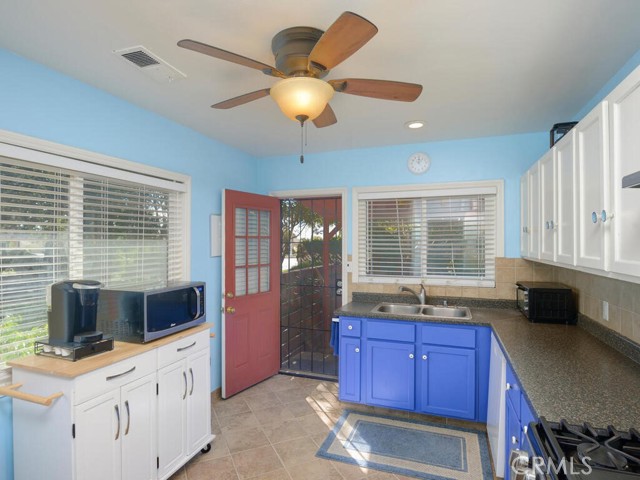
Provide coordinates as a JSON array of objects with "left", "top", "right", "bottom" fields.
[
  {"left": 226, "top": 292, "right": 235, "bottom": 298},
  {"left": 226, "top": 306, "right": 236, "bottom": 314}
]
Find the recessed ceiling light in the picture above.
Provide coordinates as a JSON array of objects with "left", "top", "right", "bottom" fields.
[{"left": 405, "top": 120, "right": 425, "bottom": 129}]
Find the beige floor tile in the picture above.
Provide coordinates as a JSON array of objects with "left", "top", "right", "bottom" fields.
[
  {"left": 296, "top": 411, "right": 336, "bottom": 435},
  {"left": 224, "top": 426, "right": 271, "bottom": 453},
  {"left": 248, "top": 468, "right": 292, "bottom": 480},
  {"left": 167, "top": 466, "right": 187, "bottom": 480},
  {"left": 272, "top": 436, "right": 319, "bottom": 468},
  {"left": 262, "top": 418, "right": 307, "bottom": 444},
  {"left": 244, "top": 391, "right": 282, "bottom": 411},
  {"left": 252, "top": 404, "right": 295, "bottom": 427},
  {"left": 215, "top": 397, "right": 252, "bottom": 418},
  {"left": 219, "top": 411, "right": 261, "bottom": 432},
  {"left": 232, "top": 445, "right": 284, "bottom": 480},
  {"left": 273, "top": 387, "right": 309, "bottom": 404},
  {"left": 308, "top": 432, "right": 330, "bottom": 447},
  {"left": 186, "top": 455, "right": 238, "bottom": 480},
  {"left": 286, "top": 458, "right": 342, "bottom": 480},
  {"left": 234, "top": 380, "right": 274, "bottom": 398},
  {"left": 263, "top": 374, "right": 304, "bottom": 392},
  {"left": 187, "top": 435, "right": 229, "bottom": 465},
  {"left": 285, "top": 399, "right": 319, "bottom": 418}
]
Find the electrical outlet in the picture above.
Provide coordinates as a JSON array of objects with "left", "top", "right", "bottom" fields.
[{"left": 602, "top": 301, "right": 609, "bottom": 321}]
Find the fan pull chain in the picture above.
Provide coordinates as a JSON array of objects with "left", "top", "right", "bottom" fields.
[{"left": 296, "top": 114, "right": 309, "bottom": 164}]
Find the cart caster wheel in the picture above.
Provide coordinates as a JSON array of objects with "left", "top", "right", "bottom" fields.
[{"left": 201, "top": 444, "right": 211, "bottom": 454}]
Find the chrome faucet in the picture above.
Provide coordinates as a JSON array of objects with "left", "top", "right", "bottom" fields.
[{"left": 398, "top": 283, "right": 427, "bottom": 304}]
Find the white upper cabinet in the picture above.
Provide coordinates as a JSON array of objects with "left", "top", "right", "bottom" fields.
[
  {"left": 554, "top": 131, "right": 576, "bottom": 266},
  {"left": 539, "top": 149, "right": 556, "bottom": 261},
  {"left": 575, "top": 102, "right": 609, "bottom": 270},
  {"left": 520, "top": 173, "right": 530, "bottom": 257},
  {"left": 528, "top": 162, "right": 541, "bottom": 259},
  {"left": 608, "top": 67, "right": 640, "bottom": 277}
]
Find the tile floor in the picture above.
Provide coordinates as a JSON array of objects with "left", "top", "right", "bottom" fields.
[{"left": 169, "top": 374, "right": 493, "bottom": 480}]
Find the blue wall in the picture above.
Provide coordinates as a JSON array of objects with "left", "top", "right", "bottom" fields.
[
  {"left": 0, "top": 48, "right": 259, "bottom": 480},
  {"left": 257, "top": 133, "right": 549, "bottom": 258}
]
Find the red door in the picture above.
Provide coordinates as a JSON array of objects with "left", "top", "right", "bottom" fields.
[{"left": 222, "top": 189, "right": 281, "bottom": 398}]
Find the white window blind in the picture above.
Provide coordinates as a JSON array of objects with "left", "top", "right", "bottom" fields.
[
  {"left": 0, "top": 156, "right": 186, "bottom": 368},
  {"left": 357, "top": 187, "right": 498, "bottom": 286}
]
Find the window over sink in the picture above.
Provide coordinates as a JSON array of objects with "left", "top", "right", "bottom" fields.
[
  {"left": 0, "top": 135, "right": 190, "bottom": 379},
  {"left": 353, "top": 180, "right": 503, "bottom": 287}
]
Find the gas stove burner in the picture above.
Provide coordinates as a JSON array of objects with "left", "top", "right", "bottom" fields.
[{"left": 576, "top": 442, "right": 628, "bottom": 470}]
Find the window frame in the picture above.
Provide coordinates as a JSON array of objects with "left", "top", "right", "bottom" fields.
[
  {"left": 0, "top": 129, "right": 191, "bottom": 383},
  {"left": 352, "top": 180, "right": 504, "bottom": 286}
]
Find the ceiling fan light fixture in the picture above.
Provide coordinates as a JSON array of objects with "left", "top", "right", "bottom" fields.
[
  {"left": 405, "top": 120, "right": 425, "bottom": 129},
  {"left": 270, "top": 77, "right": 334, "bottom": 123}
]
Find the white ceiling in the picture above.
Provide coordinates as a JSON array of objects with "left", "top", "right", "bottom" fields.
[{"left": 1, "top": 0, "right": 640, "bottom": 158}]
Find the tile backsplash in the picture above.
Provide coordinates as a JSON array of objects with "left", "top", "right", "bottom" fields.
[
  {"left": 347, "top": 256, "right": 553, "bottom": 302},
  {"left": 347, "top": 256, "right": 640, "bottom": 345},
  {"left": 551, "top": 265, "right": 640, "bottom": 344}
]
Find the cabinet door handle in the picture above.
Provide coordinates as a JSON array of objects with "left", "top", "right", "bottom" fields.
[
  {"left": 422, "top": 354, "right": 428, "bottom": 360},
  {"left": 183, "top": 371, "right": 188, "bottom": 400},
  {"left": 409, "top": 353, "right": 414, "bottom": 359},
  {"left": 512, "top": 435, "right": 518, "bottom": 445},
  {"left": 106, "top": 366, "right": 136, "bottom": 381},
  {"left": 354, "top": 347, "right": 360, "bottom": 353},
  {"left": 124, "top": 400, "right": 131, "bottom": 436},
  {"left": 177, "top": 341, "right": 196, "bottom": 352},
  {"left": 189, "top": 368, "right": 194, "bottom": 396},
  {"left": 114, "top": 405, "right": 120, "bottom": 441}
]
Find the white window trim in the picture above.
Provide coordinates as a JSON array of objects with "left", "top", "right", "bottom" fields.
[
  {"left": 0, "top": 129, "right": 192, "bottom": 384},
  {"left": 352, "top": 179, "right": 504, "bottom": 285},
  {"left": 270, "top": 187, "right": 349, "bottom": 302}
]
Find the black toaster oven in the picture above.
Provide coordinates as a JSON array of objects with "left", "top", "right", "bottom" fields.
[{"left": 516, "top": 281, "right": 576, "bottom": 324}]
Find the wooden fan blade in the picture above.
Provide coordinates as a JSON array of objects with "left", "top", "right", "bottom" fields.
[
  {"left": 313, "top": 104, "right": 337, "bottom": 128},
  {"left": 178, "top": 39, "right": 285, "bottom": 77},
  {"left": 308, "top": 12, "right": 378, "bottom": 71},
  {"left": 211, "top": 89, "right": 271, "bottom": 109},
  {"left": 329, "top": 78, "right": 423, "bottom": 102}
]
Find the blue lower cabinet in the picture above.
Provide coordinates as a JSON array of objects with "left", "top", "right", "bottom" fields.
[
  {"left": 365, "top": 340, "right": 415, "bottom": 410},
  {"left": 338, "top": 336, "right": 361, "bottom": 402},
  {"left": 505, "top": 395, "right": 521, "bottom": 480},
  {"left": 418, "top": 344, "right": 476, "bottom": 419}
]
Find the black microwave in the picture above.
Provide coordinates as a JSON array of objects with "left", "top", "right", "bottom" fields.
[
  {"left": 516, "top": 281, "right": 576, "bottom": 324},
  {"left": 97, "top": 281, "right": 206, "bottom": 343}
]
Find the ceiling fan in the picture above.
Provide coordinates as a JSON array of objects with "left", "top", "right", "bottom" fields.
[{"left": 177, "top": 11, "right": 423, "bottom": 128}]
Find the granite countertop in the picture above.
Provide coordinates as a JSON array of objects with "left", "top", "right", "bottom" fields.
[{"left": 336, "top": 301, "right": 640, "bottom": 430}]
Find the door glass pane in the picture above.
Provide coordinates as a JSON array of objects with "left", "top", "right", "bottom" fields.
[
  {"left": 260, "top": 266, "right": 269, "bottom": 292},
  {"left": 247, "top": 267, "right": 259, "bottom": 294},
  {"left": 248, "top": 209, "right": 258, "bottom": 236},
  {"left": 235, "top": 238, "right": 246, "bottom": 266},
  {"left": 260, "top": 210, "right": 270, "bottom": 236},
  {"left": 235, "top": 267, "right": 246, "bottom": 296},
  {"left": 260, "top": 238, "right": 269, "bottom": 264},
  {"left": 235, "top": 208, "right": 246, "bottom": 236},
  {"left": 248, "top": 238, "right": 258, "bottom": 265}
]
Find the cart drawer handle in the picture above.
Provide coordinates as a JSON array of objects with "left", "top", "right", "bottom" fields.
[
  {"left": 106, "top": 366, "right": 136, "bottom": 381},
  {"left": 177, "top": 341, "right": 196, "bottom": 352}
]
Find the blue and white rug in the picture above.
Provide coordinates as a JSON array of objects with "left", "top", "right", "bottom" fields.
[{"left": 317, "top": 410, "right": 493, "bottom": 480}]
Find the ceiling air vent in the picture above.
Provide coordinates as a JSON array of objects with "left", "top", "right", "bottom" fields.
[{"left": 114, "top": 46, "right": 186, "bottom": 84}]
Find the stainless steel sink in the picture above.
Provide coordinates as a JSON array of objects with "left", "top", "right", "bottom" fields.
[
  {"left": 375, "top": 304, "right": 423, "bottom": 315},
  {"left": 372, "top": 303, "right": 472, "bottom": 319},
  {"left": 421, "top": 306, "right": 470, "bottom": 318}
]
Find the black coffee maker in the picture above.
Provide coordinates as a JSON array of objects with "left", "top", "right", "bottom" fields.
[
  {"left": 38, "top": 280, "right": 114, "bottom": 361},
  {"left": 48, "top": 280, "right": 104, "bottom": 344}
]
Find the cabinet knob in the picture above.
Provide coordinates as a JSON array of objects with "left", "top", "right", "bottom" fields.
[
  {"left": 348, "top": 325, "right": 353, "bottom": 330},
  {"left": 600, "top": 209, "right": 613, "bottom": 222},
  {"left": 512, "top": 435, "right": 518, "bottom": 445},
  {"left": 549, "top": 220, "right": 555, "bottom": 230},
  {"left": 422, "top": 354, "right": 428, "bottom": 360},
  {"left": 523, "top": 425, "right": 528, "bottom": 435},
  {"left": 544, "top": 221, "right": 549, "bottom": 230},
  {"left": 592, "top": 211, "right": 598, "bottom": 224},
  {"left": 355, "top": 347, "right": 360, "bottom": 353},
  {"left": 409, "top": 353, "right": 414, "bottom": 359},
  {"left": 506, "top": 382, "right": 512, "bottom": 390}
]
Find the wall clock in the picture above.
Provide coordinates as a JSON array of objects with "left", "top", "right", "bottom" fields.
[{"left": 407, "top": 152, "right": 431, "bottom": 174}]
